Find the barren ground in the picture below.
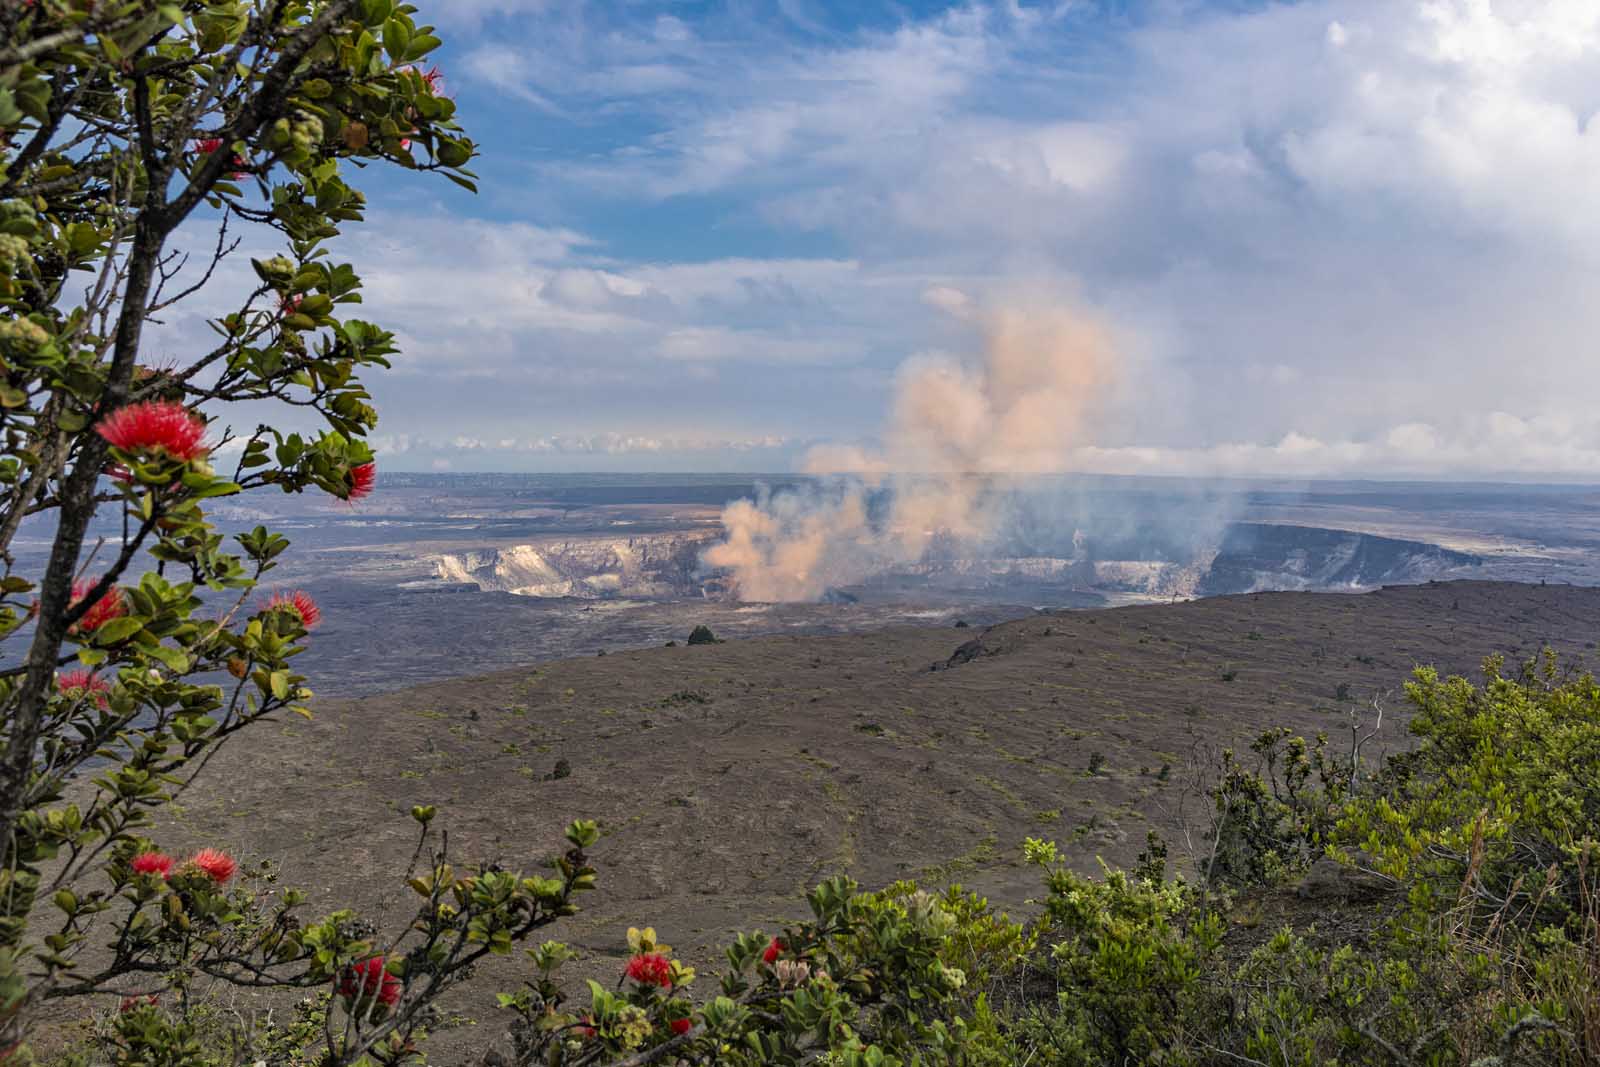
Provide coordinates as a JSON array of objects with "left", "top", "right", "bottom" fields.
[{"left": 141, "top": 580, "right": 1600, "bottom": 1058}]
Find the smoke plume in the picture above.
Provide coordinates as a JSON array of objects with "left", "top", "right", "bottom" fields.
[{"left": 703, "top": 289, "right": 1118, "bottom": 601}]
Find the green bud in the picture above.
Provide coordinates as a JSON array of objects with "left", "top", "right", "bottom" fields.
[
  {"left": 0, "top": 234, "right": 30, "bottom": 272},
  {"left": 256, "top": 255, "right": 296, "bottom": 283},
  {"left": 0, "top": 317, "right": 50, "bottom": 357},
  {"left": 0, "top": 200, "right": 36, "bottom": 225},
  {"left": 290, "top": 113, "right": 324, "bottom": 149}
]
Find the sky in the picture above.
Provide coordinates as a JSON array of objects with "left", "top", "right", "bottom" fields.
[{"left": 164, "top": 0, "right": 1600, "bottom": 478}]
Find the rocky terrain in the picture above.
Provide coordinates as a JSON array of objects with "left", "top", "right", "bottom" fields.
[
  {"left": 153, "top": 579, "right": 1600, "bottom": 1058},
  {"left": 430, "top": 533, "right": 716, "bottom": 599},
  {"left": 1196, "top": 523, "right": 1479, "bottom": 596}
]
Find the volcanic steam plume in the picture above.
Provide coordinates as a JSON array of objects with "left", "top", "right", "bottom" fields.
[{"left": 704, "top": 289, "right": 1117, "bottom": 601}]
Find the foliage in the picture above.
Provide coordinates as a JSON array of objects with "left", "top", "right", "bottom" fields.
[
  {"left": 1204, "top": 727, "right": 1352, "bottom": 889},
  {"left": 0, "top": 2, "right": 613, "bottom": 1063},
  {"left": 1012, "top": 838, "right": 1222, "bottom": 1066},
  {"left": 1338, "top": 653, "right": 1600, "bottom": 925},
  {"left": 685, "top": 626, "right": 717, "bottom": 647},
  {"left": 491, "top": 878, "right": 1005, "bottom": 1067}
]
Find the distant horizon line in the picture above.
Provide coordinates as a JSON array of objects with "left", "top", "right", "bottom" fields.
[{"left": 370, "top": 469, "right": 1600, "bottom": 490}]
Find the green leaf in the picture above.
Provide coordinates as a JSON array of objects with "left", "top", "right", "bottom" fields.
[
  {"left": 147, "top": 646, "right": 190, "bottom": 674},
  {"left": 189, "top": 481, "right": 242, "bottom": 500},
  {"left": 383, "top": 17, "right": 411, "bottom": 60},
  {"left": 90, "top": 618, "right": 144, "bottom": 645},
  {"left": 0, "top": 88, "right": 22, "bottom": 128}
]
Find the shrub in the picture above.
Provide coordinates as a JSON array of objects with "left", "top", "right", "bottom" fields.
[
  {"left": 686, "top": 625, "right": 718, "bottom": 646},
  {"left": 1015, "top": 839, "right": 1223, "bottom": 1065}
]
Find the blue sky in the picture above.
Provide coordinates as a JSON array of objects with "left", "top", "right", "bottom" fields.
[{"left": 172, "top": 1, "right": 1600, "bottom": 477}]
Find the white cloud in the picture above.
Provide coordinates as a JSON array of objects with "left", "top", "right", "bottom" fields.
[
  {"left": 1073, "top": 411, "right": 1600, "bottom": 481},
  {"left": 161, "top": 1, "right": 1600, "bottom": 478}
]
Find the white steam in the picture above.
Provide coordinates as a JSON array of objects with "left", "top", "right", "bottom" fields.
[{"left": 703, "top": 290, "right": 1117, "bottom": 601}]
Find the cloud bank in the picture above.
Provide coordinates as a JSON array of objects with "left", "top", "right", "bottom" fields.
[{"left": 161, "top": 1, "right": 1600, "bottom": 478}]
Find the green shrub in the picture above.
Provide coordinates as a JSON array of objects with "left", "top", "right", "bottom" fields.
[{"left": 1017, "top": 839, "right": 1223, "bottom": 1066}]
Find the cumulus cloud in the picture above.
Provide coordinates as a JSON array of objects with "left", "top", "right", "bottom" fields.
[
  {"left": 491, "top": 0, "right": 1600, "bottom": 479},
  {"left": 161, "top": 1, "right": 1600, "bottom": 477}
]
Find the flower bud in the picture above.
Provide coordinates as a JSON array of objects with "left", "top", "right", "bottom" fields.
[
  {"left": 0, "top": 234, "right": 30, "bottom": 272},
  {"left": 0, "top": 318, "right": 50, "bottom": 356}
]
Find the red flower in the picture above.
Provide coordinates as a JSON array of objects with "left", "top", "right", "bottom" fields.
[
  {"left": 194, "top": 137, "right": 247, "bottom": 178},
  {"left": 762, "top": 937, "right": 783, "bottom": 965},
  {"left": 337, "top": 957, "right": 402, "bottom": 1009},
  {"left": 118, "top": 994, "right": 158, "bottom": 1013},
  {"left": 68, "top": 579, "right": 126, "bottom": 635},
  {"left": 577, "top": 1015, "right": 596, "bottom": 1040},
  {"left": 397, "top": 64, "right": 446, "bottom": 95},
  {"left": 189, "top": 848, "right": 237, "bottom": 885},
  {"left": 266, "top": 589, "right": 321, "bottom": 630},
  {"left": 130, "top": 851, "right": 173, "bottom": 879},
  {"left": 624, "top": 952, "right": 672, "bottom": 988},
  {"left": 57, "top": 669, "right": 110, "bottom": 708},
  {"left": 670, "top": 1017, "right": 692, "bottom": 1036},
  {"left": 95, "top": 401, "right": 209, "bottom": 461},
  {"left": 344, "top": 461, "right": 376, "bottom": 501}
]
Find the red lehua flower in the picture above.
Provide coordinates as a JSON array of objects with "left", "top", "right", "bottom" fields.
[
  {"left": 69, "top": 579, "right": 126, "bottom": 635},
  {"left": 397, "top": 64, "right": 446, "bottom": 95},
  {"left": 670, "top": 1017, "right": 692, "bottom": 1036},
  {"left": 194, "top": 137, "right": 247, "bottom": 178},
  {"left": 337, "top": 957, "right": 402, "bottom": 1008},
  {"left": 624, "top": 952, "right": 673, "bottom": 988},
  {"left": 57, "top": 669, "right": 111, "bottom": 708},
  {"left": 95, "top": 401, "right": 209, "bottom": 461},
  {"left": 344, "top": 461, "right": 376, "bottom": 501},
  {"left": 762, "top": 937, "right": 783, "bottom": 965},
  {"left": 266, "top": 589, "right": 321, "bottom": 630},
  {"left": 118, "top": 994, "right": 158, "bottom": 1013},
  {"left": 130, "top": 851, "right": 174, "bottom": 879},
  {"left": 189, "top": 848, "right": 237, "bottom": 885}
]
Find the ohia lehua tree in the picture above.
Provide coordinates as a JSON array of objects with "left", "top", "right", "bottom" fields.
[{"left": 0, "top": 1, "right": 569, "bottom": 1062}]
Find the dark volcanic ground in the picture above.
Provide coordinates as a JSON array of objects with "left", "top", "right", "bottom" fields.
[{"left": 152, "top": 580, "right": 1600, "bottom": 1058}]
